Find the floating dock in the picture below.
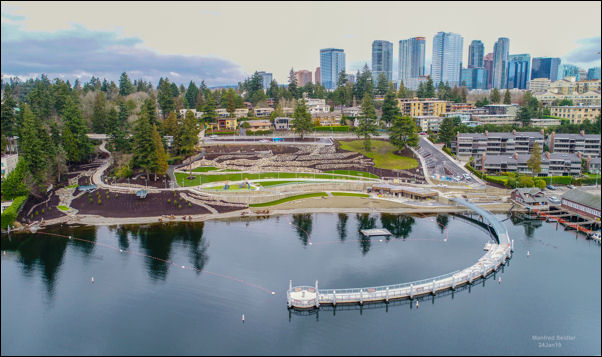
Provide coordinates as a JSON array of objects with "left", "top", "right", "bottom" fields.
[
  {"left": 287, "top": 198, "right": 513, "bottom": 309},
  {"left": 360, "top": 228, "right": 392, "bottom": 237}
]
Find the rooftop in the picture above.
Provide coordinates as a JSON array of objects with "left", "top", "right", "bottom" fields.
[{"left": 561, "top": 189, "right": 601, "bottom": 211}]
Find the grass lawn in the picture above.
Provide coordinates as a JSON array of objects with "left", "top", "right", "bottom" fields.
[
  {"left": 324, "top": 170, "right": 379, "bottom": 179},
  {"left": 331, "top": 192, "right": 369, "bottom": 197},
  {"left": 67, "top": 184, "right": 78, "bottom": 189},
  {"left": 191, "top": 167, "right": 218, "bottom": 172},
  {"left": 174, "top": 173, "right": 201, "bottom": 186},
  {"left": 57, "top": 205, "right": 70, "bottom": 211},
  {"left": 338, "top": 140, "right": 418, "bottom": 170},
  {"left": 249, "top": 193, "right": 328, "bottom": 207}
]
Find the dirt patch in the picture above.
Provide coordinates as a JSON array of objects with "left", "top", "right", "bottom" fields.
[
  {"left": 70, "top": 189, "right": 212, "bottom": 218},
  {"left": 18, "top": 192, "right": 66, "bottom": 224},
  {"left": 105, "top": 165, "right": 171, "bottom": 189}
]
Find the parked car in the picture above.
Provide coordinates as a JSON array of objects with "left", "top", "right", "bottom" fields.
[
  {"left": 548, "top": 196, "right": 561, "bottom": 204},
  {"left": 546, "top": 185, "right": 557, "bottom": 190},
  {"left": 209, "top": 135, "right": 218, "bottom": 139},
  {"left": 567, "top": 185, "right": 576, "bottom": 189}
]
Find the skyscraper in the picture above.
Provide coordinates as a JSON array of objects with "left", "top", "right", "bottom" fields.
[
  {"left": 468, "top": 40, "right": 484, "bottom": 68},
  {"left": 483, "top": 52, "right": 494, "bottom": 89},
  {"left": 587, "top": 67, "right": 601, "bottom": 80},
  {"left": 295, "top": 70, "right": 312, "bottom": 87},
  {"left": 320, "top": 48, "right": 346, "bottom": 90},
  {"left": 431, "top": 31, "right": 464, "bottom": 87},
  {"left": 315, "top": 67, "right": 321, "bottom": 84},
  {"left": 398, "top": 37, "right": 426, "bottom": 87},
  {"left": 257, "top": 71, "right": 273, "bottom": 90},
  {"left": 507, "top": 54, "right": 531, "bottom": 89},
  {"left": 531, "top": 57, "right": 561, "bottom": 81},
  {"left": 559, "top": 64, "right": 580, "bottom": 80},
  {"left": 372, "top": 40, "right": 393, "bottom": 82},
  {"left": 492, "top": 37, "right": 510, "bottom": 89}
]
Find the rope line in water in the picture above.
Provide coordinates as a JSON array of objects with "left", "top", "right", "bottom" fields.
[{"left": 27, "top": 231, "right": 275, "bottom": 295}]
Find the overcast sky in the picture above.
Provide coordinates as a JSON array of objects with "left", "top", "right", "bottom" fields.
[{"left": 2, "top": 1, "right": 601, "bottom": 87}]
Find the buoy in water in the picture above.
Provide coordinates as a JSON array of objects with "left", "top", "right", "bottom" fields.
[
  {"left": 271, "top": 292, "right": 275, "bottom": 295},
  {"left": 91, "top": 277, "right": 94, "bottom": 284},
  {"left": 527, "top": 251, "right": 530, "bottom": 257},
  {"left": 498, "top": 277, "right": 502, "bottom": 284},
  {"left": 242, "top": 314, "right": 245, "bottom": 323},
  {"left": 415, "top": 300, "right": 419, "bottom": 308}
]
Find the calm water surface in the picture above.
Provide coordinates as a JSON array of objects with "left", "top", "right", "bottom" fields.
[{"left": 1, "top": 213, "right": 600, "bottom": 355}]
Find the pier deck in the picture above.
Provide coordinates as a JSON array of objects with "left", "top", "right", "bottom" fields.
[{"left": 360, "top": 228, "right": 392, "bottom": 237}]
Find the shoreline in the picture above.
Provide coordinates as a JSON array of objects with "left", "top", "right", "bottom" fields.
[{"left": 10, "top": 196, "right": 517, "bottom": 231}]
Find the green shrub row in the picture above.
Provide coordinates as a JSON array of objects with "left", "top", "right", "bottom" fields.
[
  {"left": 246, "top": 130, "right": 273, "bottom": 136},
  {"left": 1, "top": 196, "right": 27, "bottom": 229},
  {"left": 313, "top": 126, "right": 350, "bottom": 132}
]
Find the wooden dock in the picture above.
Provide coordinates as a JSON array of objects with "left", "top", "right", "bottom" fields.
[
  {"left": 360, "top": 228, "right": 392, "bottom": 237},
  {"left": 287, "top": 198, "right": 513, "bottom": 309}
]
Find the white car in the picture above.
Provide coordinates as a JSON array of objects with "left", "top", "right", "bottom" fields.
[
  {"left": 259, "top": 139, "right": 269, "bottom": 143},
  {"left": 210, "top": 135, "right": 218, "bottom": 139},
  {"left": 548, "top": 196, "right": 561, "bottom": 204}
]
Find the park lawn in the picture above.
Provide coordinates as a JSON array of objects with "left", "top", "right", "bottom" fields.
[
  {"left": 324, "top": 170, "right": 379, "bottom": 179},
  {"left": 57, "top": 205, "right": 70, "bottom": 211},
  {"left": 331, "top": 192, "right": 369, "bottom": 197},
  {"left": 338, "top": 140, "right": 418, "bottom": 170},
  {"left": 67, "top": 184, "right": 78, "bottom": 188},
  {"left": 174, "top": 173, "right": 201, "bottom": 186},
  {"left": 249, "top": 192, "right": 328, "bottom": 207},
  {"left": 191, "top": 166, "right": 218, "bottom": 172}
]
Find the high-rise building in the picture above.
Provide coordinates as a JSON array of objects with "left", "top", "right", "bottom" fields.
[
  {"left": 315, "top": 67, "right": 321, "bottom": 84},
  {"left": 461, "top": 67, "right": 488, "bottom": 89},
  {"left": 483, "top": 52, "right": 494, "bottom": 89},
  {"left": 372, "top": 40, "right": 393, "bottom": 82},
  {"left": 531, "top": 57, "right": 561, "bottom": 81},
  {"left": 257, "top": 71, "right": 273, "bottom": 90},
  {"left": 399, "top": 37, "right": 426, "bottom": 86},
  {"left": 507, "top": 54, "right": 531, "bottom": 89},
  {"left": 468, "top": 40, "right": 484, "bottom": 68},
  {"left": 492, "top": 37, "right": 510, "bottom": 89},
  {"left": 431, "top": 31, "right": 464, "bottom": 87},
  {"left": 588, "top": 67, "right": 601, "bottom": 80},
  {"left": 320, "top": 48, "right": 346, "bottom": 90},
  {"left": 559, "top": 64, "right": 581, "bottom": 80},
  {"left": 295, "top": 70, "right": 312, "bottom": 87}
]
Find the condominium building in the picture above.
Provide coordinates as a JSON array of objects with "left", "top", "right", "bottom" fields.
[
  {"left": 254, "top": 107, "right": 275, "bottom": 117},
  {"left": 575, "top": 80, "right": 601, "bottom": 93},
  {"left": 372, "top": 40, "right": 393, "bottom": 82},
  {"left": 535, "top": 91, "right": 601, "bottom": 106},
  {"left": 468, "top": 40, "right": 484, "bottom": 68},
  {"left": 587, "top": 67, "right": 601, "bottom": 80},
  {"left": 529, "top": 118, "right": 561, "bottom": 128},
  {"left": 396, "top": 98, "right": 447, "bottom": 117},
  {"left": 549, "top": 106, "right": 601, "bottom": 124},
  {"left": 295, "top": 70, "right": 313, "bottom": 87},
  {"left": 548, "top": 131, "right": 601, "bottom": 157},
  {"left": 483, "top": 104, "right": 519, "bottom": 118},
  {"left": 470, "top": 114, "right": 519, "bottom": 126},
  {"left": 474, "top": 151, "right": 582, "bottom": 176},
  {"left": 257, "top": 71, "right": 273, "bottom": 90},
  {"left": 483, "top": 53, "right": 494, "bottom": 89},
  {"left": 1, "top": 154, "right": 18, "bottom": 180},
  {"left": 453, "top": 130, "right": 545, "bottom": 161},
  {"left": 415, "top": 116, "right": 443, "bottom": 132},
  {"left": 528, "top": 78, "right": 551, "bottom": 92}
]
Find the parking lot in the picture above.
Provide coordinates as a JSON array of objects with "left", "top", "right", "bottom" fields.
[{"left": 417, "top": 137, "right": 476, "bottom": 184}]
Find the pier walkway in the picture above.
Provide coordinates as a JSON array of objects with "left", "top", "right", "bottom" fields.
[{"left": 287, "top": 198, "right": 513, "bottom": 309}]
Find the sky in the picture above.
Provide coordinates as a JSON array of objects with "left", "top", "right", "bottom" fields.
[{"left": 1, "top": 1, "right": 601, "bottom": 87}]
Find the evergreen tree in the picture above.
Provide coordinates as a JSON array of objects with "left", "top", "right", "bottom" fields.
[
  {"left": 1, "top": 87, "right": 18, "bottom": 136},
  {"left": 157, "top": 78, "right": 175, "bottom": 118},
  {"left": 226, "top": 89, "right": 236, "bottom": 116},
  {"left": 389, "top": 114, "right": 418, "bottom": 150},
  {"left": 141, "top": 94, "right": 159, "bottom": 127},
  {"left": 110, "top": 102, "right": 130, "bottom": 153},
  {"left": 163, "top": 111, "right": 180, "bottom": 137},
  {"left": 424, "top": 77, "right": 436, "bottom": 98},
  {"left": 1, "top": 159, "right": 29, "bottom": 199},
  {"left": 91, "top": 91, "right": 107, "bottom": 133},
  {"left": 503, "top": 89, "right": 511, "bottom": 104},
  {"left": 62, "top": 96, "right": 93, "bottom": 163},
  {"left": 490, "top": 88, "right": 501, "bottom": 103},
  {"left": 179, "top": 110, "right": 200, "bottom": 177},
  {"left": 291, "top": 99, "right": 313, "bottom": 139},
  {"left": 202, "top": 92, "right": 217, "bottom": 124},
  {"left": 20, "top": 105, "right": 52, "bottom": 192},
  {"left": 185, "top": 81, "right": 199, "bottom": 109},
  {"left": 438, "top": 116, "right": 456, "bottom": 148},
  {"left": 288, "top": 68, "right": 298, "bottom": 99},
  {"left": 355, "top": 94, "right": 378, "bottom": 151},
  {"left": 380, "top": 87, "right": 400, "bottom": 125},
  {"left": 119, "top": 72, "right": 135, "bottom": 96},
  {"left": 267, "top": 79, "right": 279, "bottom": 99},
  {"left": 375, "top": 73, "right": 389, "bottom": 96},
  {"left": 151, "top": 123, "right": 169, "bottom": 180},
  {"left": 132, "top": 111, "right": 155, "bottom": 180},
  {"left": 195, "top": 92, "right": 205, "bottom": 112},
  {"left": 337, "top": 71, "right": 348, "bottom": 88}
]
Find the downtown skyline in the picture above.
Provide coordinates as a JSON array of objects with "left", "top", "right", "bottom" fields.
[{"left": 1, "top": 1, "right": 601, "bottom": 86}]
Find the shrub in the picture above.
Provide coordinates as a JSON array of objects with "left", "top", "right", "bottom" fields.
[
  {"left": 178, "top": 204, "right": 182, "bottom": 209},
  {"left": 173, "top": 200, "right": 178, "bottom": 206},
  {"left": 535, "top": 179, "right": 546, "bottom": 190},
  {"left": 168, "top": 198, "right": 171, "bottom": 203},
  {"left": 98, "top": 198, "right": 102, "bottom": 205},
  {"left": 0, "top": 160, "right": 29, "bottom": 199},
  {"left": 506, "top": 177, "right": 517, "bottom": 188},
  {"left": 35, "top": 211, "right": 39, "bottom": 216},
  {"left": 89, "top": 197, "right": 94, "bottom": 203},
  {"left": 115, "top": 194, "right": 118, "bottom": 199},
  {"left": 0, "top": 196, "right": 27, "bottom": 229},
  {"left": 115, "top": 165, "right": 133, "bottom": 179},
  {"left": 188, "top": 202, "right": 192, "bottom": 207},
  {"left": 518, "top": 176, "right": 534, "bottom": 187},
  {"left": 41, "top": 208, "right": 45, "bottom": 214},
  {"left": 313, "top": 126, "right": 350, "bottom": 132}
]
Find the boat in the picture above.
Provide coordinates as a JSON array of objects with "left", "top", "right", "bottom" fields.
[{"left": 590, "top": 231, "right": 601, "bottom": 243}]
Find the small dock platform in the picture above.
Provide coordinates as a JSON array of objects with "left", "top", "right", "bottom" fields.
[{"left": 360, "top": 228, "right": 391, "bottom": 237}]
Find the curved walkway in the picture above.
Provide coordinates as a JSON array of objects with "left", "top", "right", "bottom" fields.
[{"left": 287, "top": 198, "right": 512, "bottom": 309}]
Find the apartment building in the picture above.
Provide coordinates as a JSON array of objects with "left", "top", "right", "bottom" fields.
[
  {"left": 415, "top": 116, "right": 443, "bottom": 132},
  {"left": 528, "top": 78, "right": 551, "bottom": 92},
  {"left": 254, "top": 107, "right": 275, "bottom": 117},
  {"left": 453, "top": 130, "right": 545, "bottom": 161},
  {"left": 535, "top": 91, "right": 601, "bottom": 106},
  {"left": 304, "top": 98, "right": 331, "bottom": 115},
  {"left": 549, "top": 106, "right": 600, "bottom": 124},
  {"left": 548, "top": 131, "right": 601, "bottom": 157},
  {"left": 474, "top": 151, "right": 582, "bottom": 176},
  {"left": 396, "top": 98, "right": 447, "bottom": 117}
]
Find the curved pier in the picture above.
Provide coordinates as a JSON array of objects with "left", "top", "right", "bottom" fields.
[{"left": 287, "top": 198, "right": 513, "bottom": 309}]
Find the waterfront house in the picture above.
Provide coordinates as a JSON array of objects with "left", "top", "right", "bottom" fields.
[
  {"left": 560, "top": 189, "right": 601, "bottom": 219},
  {"left": 510, "top": 188, "right": 548, "bottom": 208}
]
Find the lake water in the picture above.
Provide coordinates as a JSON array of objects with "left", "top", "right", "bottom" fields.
[{"left": 1, "top": 213, "right": 600, "bottom": 355}]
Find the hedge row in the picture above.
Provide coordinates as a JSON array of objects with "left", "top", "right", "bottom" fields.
[
  {"left": 1, "top": 196, "right": 27, "bottom": 229},
  {"left": 313, "top": 126, "right": 350, "bottom": 132},
  {"left": 210, "top": 131, "right": 236, "bottom": 136},
  {"left": 246, "top": 130, "right": 273, "bottom": 136}
]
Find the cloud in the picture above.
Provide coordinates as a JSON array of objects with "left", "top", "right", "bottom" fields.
[
  {"left": 564, "top": 36, "right": 601, "bottom": 64},
  {"left": 0, "top": 21, "right": 247, "bottom": 86}
]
